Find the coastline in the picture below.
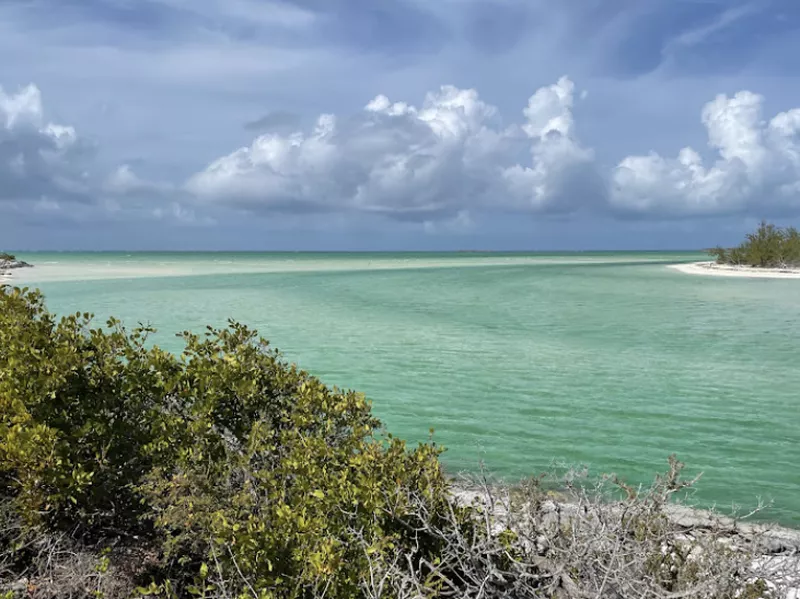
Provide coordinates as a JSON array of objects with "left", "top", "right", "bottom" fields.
[
  {"left": 0, "top": 257, "right": 33, "bottom": 283},
  {"left": 452, "top": 482, "right": 800, "bottom": 537},
  {"left": 1, "top": 253, "right": 692, "bottom": 284},
  {"left": 669, "top": 261, "right": 800, "bottom": 279},
  {"left": 13, "top": 259, "right": 800, "bottom": 283},
  {"left": 451, "top": 482, "right": 800, "bottom": 596}
]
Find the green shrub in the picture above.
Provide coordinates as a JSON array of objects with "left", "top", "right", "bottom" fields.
[
  {"left": 0, "top": 287, "right": 171, "bottom": 533},
  {"left": 782, "top": 226, "right": 800, "bottom": 265},
  {"left": 710, "top": 221, "right": 800, "bottom": 268},
  {"left": 744, "top": 221, "right": 784, "bottom": 267},
  {"left": 141, "top": 321, "right": 457, "bottom": 598},
  {"left": 0, "top": 287, "right": 458, "bottom": 598},
  {"left": 707, "top": 246, "right": 728, "bottom": 264}
]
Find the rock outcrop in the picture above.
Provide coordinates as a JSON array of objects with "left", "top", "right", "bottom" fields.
[{"left": 0, "top": 255, "right": 32, "bottom": 277}]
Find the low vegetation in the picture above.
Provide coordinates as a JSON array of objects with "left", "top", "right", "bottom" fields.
[
  {"left": 0, "top": 254, "right": 31, "bottom": 276},
  {"left": 1, "top": 286, "right": 797, "bottom": 598},
  {"left": 708, "top": 221, "right": 800, "bottom": 268},
  {"left": 0, "top": 254, "right": 14, "bottom": 275}
]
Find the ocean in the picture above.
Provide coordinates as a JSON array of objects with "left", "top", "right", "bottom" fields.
[{"left": 9, "top": 251, "right": 800, "bottom": 525}]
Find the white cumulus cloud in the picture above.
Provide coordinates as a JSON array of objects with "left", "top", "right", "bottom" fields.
[
  {"left": 12, "top": 75, "right": 800, "bottom": 230},
  {"left": 0, "top": 83, "right": 90, "bottom": 204},
  {"left": 186, "top": 77, "right": 597, "bottom": 220},
  {"left": 503, "top": 77, "right": 598, "bottom": 212},
  {"left": 612, "top": 90, "right": 800, "bottom": 216}
]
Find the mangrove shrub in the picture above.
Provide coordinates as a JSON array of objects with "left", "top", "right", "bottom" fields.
[{"left": 0, "top": 287, "right": 456, "bottom": 598}]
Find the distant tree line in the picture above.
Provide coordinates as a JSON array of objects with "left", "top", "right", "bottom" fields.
[{"left": 708, "top": 221, "right": 800, "bottom": 268}]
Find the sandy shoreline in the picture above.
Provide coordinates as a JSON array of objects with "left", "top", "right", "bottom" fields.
[
  {"left": 7, "top": 259, "right": 800, "bottom": 284},
  {"left": 2, "top": 255, "right": 686, "bottom": 284},
  {"left": 669, "top": 261, "right": 800, "bottom": 279}
]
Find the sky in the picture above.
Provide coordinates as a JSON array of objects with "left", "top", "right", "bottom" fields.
[{"left": 2, "top": 0, "right": 800, "bottom": 251}]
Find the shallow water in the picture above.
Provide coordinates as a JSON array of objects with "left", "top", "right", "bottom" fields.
[{"left": 10, "top": 252, "right": 800, "bottom": 525}]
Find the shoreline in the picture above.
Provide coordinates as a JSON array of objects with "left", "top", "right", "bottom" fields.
[
  {"left": 669, "top": 261, "right": 800, "bottom": 279},
  {"left": 451, "top": 478, "right": 800, "bottom": 536},
  {"left": 451, "top": 481, "right": 800, "bottom": 595},
  {"left": 2, "top": 254, "right": 690, "bottom": 284},
  {"left": 0, "top": 258, "right": 33, "bottom": 283}
]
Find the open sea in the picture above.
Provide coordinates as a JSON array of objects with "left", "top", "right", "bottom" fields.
[{"left": 9, "top": 251, "right": 800, "bottom": 525}]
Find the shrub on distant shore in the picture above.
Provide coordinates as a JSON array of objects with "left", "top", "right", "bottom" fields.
[
  {"left": 1, "top": 286, "right": 797, "bottom": 598},
  {"left": 708, "top": 221, "right": 800, "bottom": 268}
]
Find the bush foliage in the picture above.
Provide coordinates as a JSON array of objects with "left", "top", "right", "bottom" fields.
[
  {"left": 708, "top": 221, "right": 800, "bottom": 268},
  {"left": 0, "top": 287, "right": 457, "bottom": 598}
]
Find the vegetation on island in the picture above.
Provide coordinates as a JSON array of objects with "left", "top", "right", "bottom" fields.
[
  {"left": 0, "top": 254, "right": 14, "bottom": 274},
  {"left": 0, "top": 254, "right": 31, "bottom": 274},
  {"left": 708, "top": 221, "right": 800, "bottom": 268},
  {"left": 1, "top": 286, "right": 797, "bottom": 598}
]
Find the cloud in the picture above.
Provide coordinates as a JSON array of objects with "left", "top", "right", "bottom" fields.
[
  {"left": 423, "top": 209, "right": 473, "bottom": 234},
  {"left": 611, "top": 90, "right": 800, "bottom": 217},
  {"left": 7, "top": 0, "right": 446, "bottom": 60},
  {"left": 663, "top": 4, "right": 757, "bottom": 54},
  {"left": 0, "top": 83, "right": 93, "bottom": 205},
  {"left": 4, "top": 0, "right": 315, "bottom": 47},
  {"left": 187, "top": 76, "right": 598, "bottom": 220},
  {"left": 8, "top": 72, "right": 800, "bottom": 236},
  {"left": 501, "top": 77, "right": 598, "bottom": 212},
  {"left": 102, "top": 164, "right": 174, "bottom": 196},
  {"left": 190, "top": 75, "right": 800, "bottom": 223},
  {"left": 151, "top": 201, "right": 216, "bottom": 226},
  {"left": 560, "top": 0, "right": 787, "bottom": 78},
  {"left": 0, "top": 82, "right": 211, "bottom": 232}
]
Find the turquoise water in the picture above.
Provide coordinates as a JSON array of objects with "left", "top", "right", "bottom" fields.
[{"left": 9, "top": 252, "right": 800, "bottom": 525}]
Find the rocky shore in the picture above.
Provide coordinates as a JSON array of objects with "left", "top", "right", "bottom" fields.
[
  {"left": 0, "top": 255, "right": 32, "bottom": 280},
  {"left": 453, "top": 482, "right": 800, "bottom": 549},
  {"left": 451, "top": 481, "right": 800, "bottom": 598}
]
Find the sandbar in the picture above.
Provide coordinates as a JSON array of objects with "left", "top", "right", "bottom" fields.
[
  {"left": 3, "top": 254, "right": 684, "bottom": 285},
  {"left": 669, "top": 261, "right": 800, "bottom": 279}
]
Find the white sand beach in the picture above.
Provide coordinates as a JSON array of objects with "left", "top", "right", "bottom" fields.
[
  {"left": 4, "top": 262, "right": 203, "bottom": 284},
  {"left": 669, "top": 261, "right": 800, "bottom": 279},
  {"left": 2, "top": 254, "right": 686, "bottom": 285}
]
